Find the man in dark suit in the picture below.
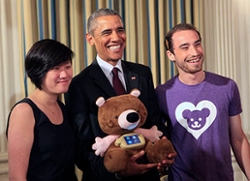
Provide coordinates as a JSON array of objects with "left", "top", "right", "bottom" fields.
[{"left": 65, "top": 8, "right": 176, "bottom": 181}]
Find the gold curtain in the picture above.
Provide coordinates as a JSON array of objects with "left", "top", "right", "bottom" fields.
[
  {"left": 0, "top": 0, "right": 203, "bottom": 179},
  {"left": 17, "top": 0, "right": 203, "bottom": 95}
]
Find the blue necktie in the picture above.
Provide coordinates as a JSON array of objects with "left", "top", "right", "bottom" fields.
[{"left": 112, "top": 68, "right": 126, "bottom": 95}]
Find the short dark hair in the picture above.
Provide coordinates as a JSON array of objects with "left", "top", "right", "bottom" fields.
[
  {"left": 25, "top": 39, "right": 74, "bottom": 89},
  {"left": 87, "top": 8, "right": 123, "bottom": 35},
  {"left": 164, "top": 23, "right": 201, "bottom": 53}
]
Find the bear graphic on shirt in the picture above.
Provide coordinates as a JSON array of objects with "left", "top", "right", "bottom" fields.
[{"left": 175, "top": 100, "right": 217, "bottom": 139}]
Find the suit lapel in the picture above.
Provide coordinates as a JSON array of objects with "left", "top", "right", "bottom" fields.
[
  {"left": 89, "top": 60, "right": 117, "bottom": 97},
  {"left": 122, "top": 62, "right": 139, "bottom": 93},
  {"left": 88, "top": 60, "right": 139, "bottom": 96}
]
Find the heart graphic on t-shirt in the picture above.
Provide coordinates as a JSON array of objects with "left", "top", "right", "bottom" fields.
[{"left": 175, "top": 100, "right": 217, "bottom": 139}]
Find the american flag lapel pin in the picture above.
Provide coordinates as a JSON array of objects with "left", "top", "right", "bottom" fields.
[{"left": 131, "top": 76, "right": 136, "bottom": 80}]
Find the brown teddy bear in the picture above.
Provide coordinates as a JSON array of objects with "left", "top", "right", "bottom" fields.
[{"left": 92, "top": 89, "right": 175, "bottom": 173}]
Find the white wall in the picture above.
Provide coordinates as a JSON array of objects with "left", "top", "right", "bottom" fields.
[{"left": 203, "top": 0, "right": 250, "bottom": 180}]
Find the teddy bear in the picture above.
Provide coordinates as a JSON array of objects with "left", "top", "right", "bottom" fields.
[{"left": 92, "top": 89, "right": 175, "bottom": 173}]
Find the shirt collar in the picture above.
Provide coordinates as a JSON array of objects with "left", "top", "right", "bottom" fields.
[{"left": 96, "top": 55, "right": 124, "bottom": 76}]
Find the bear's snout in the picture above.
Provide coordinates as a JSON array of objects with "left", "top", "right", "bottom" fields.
[{"left": 118, "top": 110, "right": 141, "bottom": 130}]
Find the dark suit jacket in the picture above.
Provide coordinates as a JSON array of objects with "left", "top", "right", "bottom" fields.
[{"left": 65, "top": 60, "right": 167, "bottom": 181}]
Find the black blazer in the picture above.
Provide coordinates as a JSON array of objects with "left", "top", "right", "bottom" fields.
[{"left": 65, "top": 60, "right": 166, "bottom": 181}]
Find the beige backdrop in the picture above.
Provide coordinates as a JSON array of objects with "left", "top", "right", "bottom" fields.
[{"left": 0, "top": 0, "right": 249, "bottom": 180}]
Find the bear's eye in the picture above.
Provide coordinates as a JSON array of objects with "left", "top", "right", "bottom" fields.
[
  {"left": 115, "top": 116, "right": 118, "bottom": 119},
  {"left": 137, "top": 110, "right": 140, "bottom": 113}
]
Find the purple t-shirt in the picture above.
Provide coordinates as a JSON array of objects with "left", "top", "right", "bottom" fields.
[{"left": 155, "top": 72, "right": 242, "bottom": 181}]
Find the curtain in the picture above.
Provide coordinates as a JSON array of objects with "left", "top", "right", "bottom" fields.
[
  {"left": 17, "top": 0, "right": 203, "bottom": 96},
  {"left": 0, "top": 0, "right": 202, "bottom": 178},
  {"left": 0, "top": 0, "right": 203, "bottom": 157},
  {"left": 2, "top": 1, "right": 250, "bottom": 180}
]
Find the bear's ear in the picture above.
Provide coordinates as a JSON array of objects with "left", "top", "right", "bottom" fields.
[
  {"left": 96, "top": 97, "right": 105, "bottom": 107},
  {"left": 130, "top": 89, "right": 141, "bottom": 97}
]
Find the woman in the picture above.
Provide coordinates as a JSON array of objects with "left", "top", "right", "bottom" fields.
[{"left": 6, "top": 39, "right": 78, "bottom": 181}]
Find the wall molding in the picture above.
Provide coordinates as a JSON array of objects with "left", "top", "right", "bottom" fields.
[
  {"left": 204, "top": 1, "right": 250, "bottom": 180},
  {"left": 0, "top": 152, "right": 8, "bottom": 174}
]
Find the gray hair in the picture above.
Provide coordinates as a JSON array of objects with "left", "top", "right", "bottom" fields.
[{"left": 87, "top": 8, "right": 123, "bottom": 35}]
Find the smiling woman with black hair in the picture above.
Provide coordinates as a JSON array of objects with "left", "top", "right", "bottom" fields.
[{"left": 6, "top": 39, "right": 78, "bottom": 181}]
